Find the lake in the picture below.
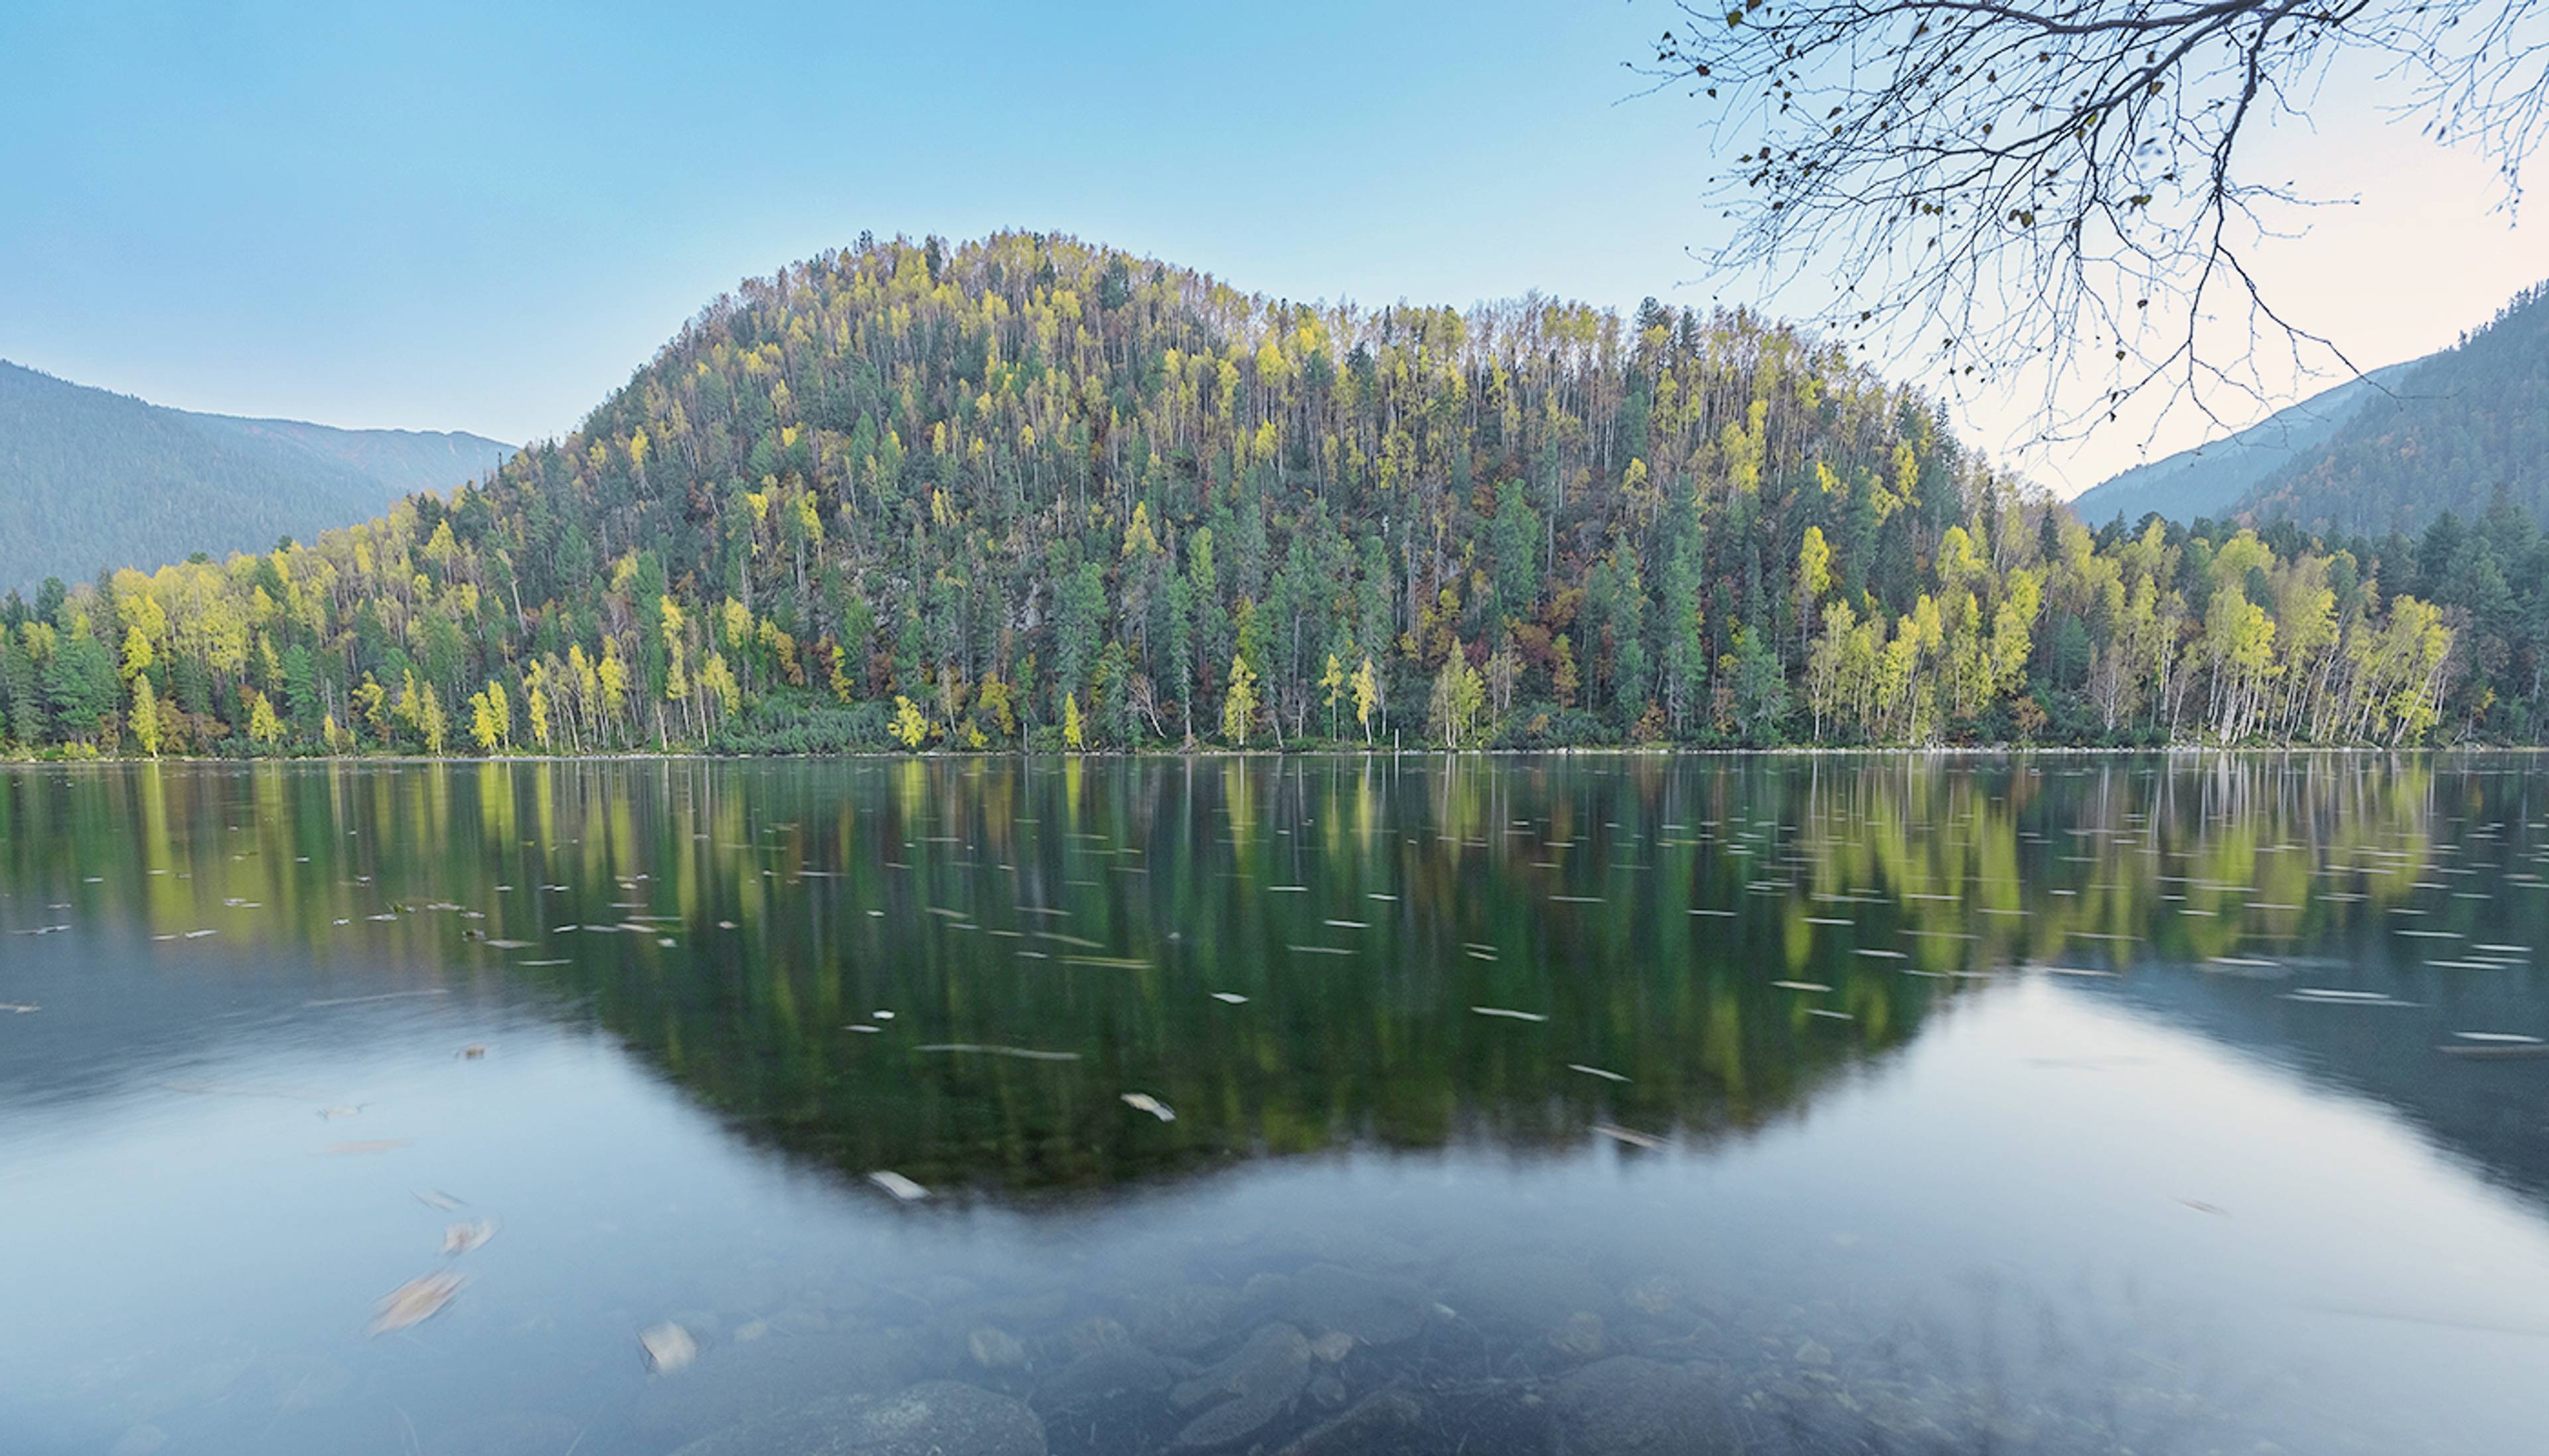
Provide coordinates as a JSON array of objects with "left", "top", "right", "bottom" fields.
[{"left": 4, "top": 755, "right": 2548, "bottom": 1456}]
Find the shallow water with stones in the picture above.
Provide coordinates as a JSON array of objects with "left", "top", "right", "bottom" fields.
[{"left": 5, "top": 754, "right": 2549, "bottom": 1456}]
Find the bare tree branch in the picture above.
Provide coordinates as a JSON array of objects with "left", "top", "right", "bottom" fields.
[{"left": 1639, "top": 0, "right": 2549, "bottom": 441}]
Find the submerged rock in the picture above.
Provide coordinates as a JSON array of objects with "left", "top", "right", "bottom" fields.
[
  {"left": 1444, "top": 1253, "right": 1612, "bottom": 1335},
  {"left": 1172, "top": 1324, "right": 1313, "bottom": 1410},
  {"left": 668, "top": 1380, "right": 1046, "bottom": 1456},
  {"left": 1254, "top": 1264, "right": 1430, "bottom": 1348},
  {"left": 968, "top": 1327, "right": 1028, "bottom": 1370},
  {"left": 1273, "top": 1388, "right": 1425, "bottom": 1456},
  {"left": 1032, "top": 1342, "right": 1180, "bottom": 1417},
  {"left": 629, "top": 1327, "right": 919, "bottom": 1450},
  {"left": 1125, "top": 1283, "right": 1244, "bottom": 1354},
  {"left": 1550, "top": 1356, "right": 1735, "bottom": 1456},
  {"left": 1620, "top": 1275, "right": 1683, "bottom": 1316},
  {"left": 1548, "top": 1311, "right": 1606, "bottom": 1360},
  {"left": 1169, "top": 1323, "right": 1314, "bottom": 1451},
  {"left": 1057, "top": 1315, "right": 1131, "bottom": 1356},
  {"left": 1174, "top": 1390, "right": 1293, "bottom": 1452}
]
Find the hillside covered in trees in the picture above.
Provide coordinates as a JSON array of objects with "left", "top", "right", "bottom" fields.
[
  {"left": 0, "top": 360, "right": 511, "bottom": 591},
  {"left": 2236, "top": 283, "right": 2549, "bottom": 535},
  {"left": 0, "top": 233, "right": 2509, "bottom": 759}
]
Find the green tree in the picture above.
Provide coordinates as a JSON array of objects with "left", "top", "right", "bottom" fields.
[{"left": 45, "top": 634, "right": 118, "bottom": 741}]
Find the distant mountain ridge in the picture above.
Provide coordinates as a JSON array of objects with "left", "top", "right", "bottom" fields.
[
  {"left": 2070, "top": 279, "right": 2549, "bottom": 534},
  {"left": 0, "top": 360, "right": 511, "bottom": 590},
  {"left": 2239, "top": 282, "right": 2549, "bottom": 536},
  {"left": 2068, "top": 359, "right": 2424, "bottom": 525}
]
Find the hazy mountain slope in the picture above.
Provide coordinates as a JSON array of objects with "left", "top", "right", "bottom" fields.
[
  {"left": 194, "top": 413, "right": 513, "bottom": 499},
  {"left": 2236, "top": 283, "right": 2549, "bottom": 535},
  {"left": 2068, "top": 360, "right": 2421, "bottom": 525},
  {"left": 0, "top": 360, "right": 510, "bottom": 589}
]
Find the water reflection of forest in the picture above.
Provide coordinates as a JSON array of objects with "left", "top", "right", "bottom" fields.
[{"left": 7, "top": 753, "right": 2542, "bottom": 1202}]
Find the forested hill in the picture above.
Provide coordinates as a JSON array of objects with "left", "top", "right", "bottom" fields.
[
  {"left": 2237, "top": 282, "right": 2549, "bottom": 534},
  {"left": 0, "top": 360, "right": 510, "bottom": 590},
  {"left": 2068, "top": 359, "right": 2421, "bottom": 526},
  {"left": 0, "top": 232, "right": 2510, "bottom": 758}
]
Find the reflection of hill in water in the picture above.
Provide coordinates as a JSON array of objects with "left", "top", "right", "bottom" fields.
[
  {"left": 527, "top": 757, "right": 1955, "bottom": 1201},
  {"left": 11, "top": 753, "right": 2549, "bottom": 1206},
  {"left": 569, "top": 927, "right": 1940, "bottom": 1206}
]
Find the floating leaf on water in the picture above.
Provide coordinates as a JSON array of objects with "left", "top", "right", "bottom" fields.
[
  {"left": 868, "top": 1170, "right": 930, "bottom": 1201},
  {"left": 1591, "top": 1124, "right": 1665, "bottom": 1149},
  {"left": 915, "top": 1043, "right": 1081, "bottom": 1061},
  {"left": 1120, "top": 1093, "right": 1176, "bottom": 1122},
  {"left": 441, "top": 1218, "right": 499, "bottom": 1256},
  {"left": 322, "top": 1139, "right": 412, "bottom": 1155},
  {"left": 414, "top": 1189, "right": 464, "bottom": 1211},
  {"left": 1470, "top": 1006, "right": 1547, "bottom": 1022},
  {"left": 370, "top": 1270, "right": 465, "bottom": 1335},
  {"left": 2437, "top": 1040, "right": 2549, "bottom": 1059},
  {"left": 639, "top": 1321, "right": 698, "bottom": 1373},
  {"left": 2285, "top": 988, "right": 2414, "bottom": 1006}
]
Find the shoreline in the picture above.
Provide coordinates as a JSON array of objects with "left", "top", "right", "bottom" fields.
[{"left": 0, "top": 742, "right": 2522, "bottom": 768}]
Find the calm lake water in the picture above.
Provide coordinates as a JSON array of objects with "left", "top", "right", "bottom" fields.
[{"left": 5, "top": 755, "right": 2549, "bottom": 1456}]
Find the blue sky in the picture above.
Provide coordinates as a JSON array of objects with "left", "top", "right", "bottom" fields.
[{"left": 3, "top": 1, "right": 2539, "bottom": 492}]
